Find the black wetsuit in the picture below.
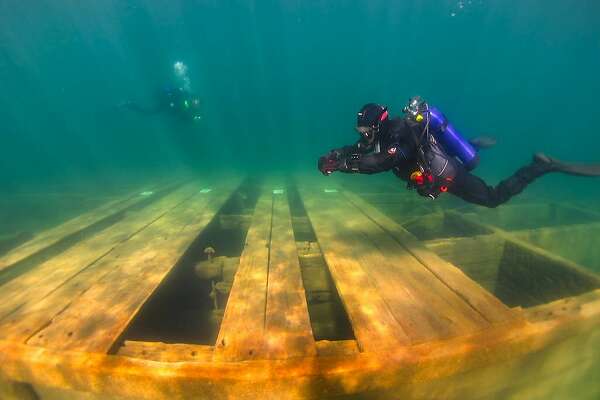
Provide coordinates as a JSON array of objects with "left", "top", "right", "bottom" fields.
[
  {"left": 125, "top": 87, "right": 201, "bottom": 122},
  {"left": 329, "top": 117, "right": 549, "bottom": 208}
]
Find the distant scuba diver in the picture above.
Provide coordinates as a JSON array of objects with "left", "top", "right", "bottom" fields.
[
  {"left": 121, "top": 61, "right": 202, "bottom": 123},
  {"left": 318, "top": 97, "right": 600, "bottom": 207},
  {"left": 121, "top": 86, "right": 202, "bottom": 123}
]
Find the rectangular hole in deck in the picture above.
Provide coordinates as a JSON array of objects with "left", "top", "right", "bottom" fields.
[
  {"left": 112, "top": 179, "right": 261, "bottom": 347},
  {"left": 425, "top": 234, "right": 600, "bottom": 308},
  {"left": 287, "top": 184, "right": 355, "bottom": 341}
]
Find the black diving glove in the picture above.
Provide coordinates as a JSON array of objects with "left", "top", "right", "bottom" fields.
[{"left": 318, "top": 151, "right": 343, "bottom": 176}]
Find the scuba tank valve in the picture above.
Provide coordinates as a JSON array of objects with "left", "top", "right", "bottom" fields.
[{"left": 403, "top": 96, "right": 479, "bottom": 170}]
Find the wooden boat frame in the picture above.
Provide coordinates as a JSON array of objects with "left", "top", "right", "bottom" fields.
[{"left": 1, "top": 177, "right": 599, "bottom": 400}]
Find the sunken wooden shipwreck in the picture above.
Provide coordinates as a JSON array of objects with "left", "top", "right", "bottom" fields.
[{"left": 1, "top": 176, "right": 599, "bottom": 400}]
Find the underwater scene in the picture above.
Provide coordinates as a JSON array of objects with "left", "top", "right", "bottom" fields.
[{"left": 1, "top": 1, "right": 599, "bottom": 399}]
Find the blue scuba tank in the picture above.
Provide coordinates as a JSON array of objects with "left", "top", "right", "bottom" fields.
[{"left": 426, "top": 106, "right": 479, "bottom": 170}]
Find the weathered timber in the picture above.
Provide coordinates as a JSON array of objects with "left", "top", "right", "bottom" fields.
[
  {"left": 263, "top": 191, "right": 316, "bottom": 359},
  {"left": 117, "top": 341, "right": 213, "bottom": 362},
  {"left": 524, "top": 289, "right": 600, "bottom": 323},
  {"left": 315, "top": 340, "right": 359, "bottom": 357},
  {"left": 213, "top": 193, "right": 272, "bottom": 361},
  {"left": 302, "top": 189, "right": 495, "bottom": 347},
  {"left": 300, "top": 191, "right": 411, "bottom": 351},
  {"left": 512, "top": 222, "right": 600, "bottom": 271},
  {"left": 459, "top": 202, "right": 598, "bottom": 231},
  {"left": 25, "top": 184, "right": 236, "bottom": 353},
  {"left": 214, "top": 188, "right": 316, "bottom": 361},
  {"left": 424, "top": 235, "right": 506, "bottom": 294},
  {"left": 0, "top": 183, "right": 171, "bottom": 273},
  {"left": 1, "top": 179, "right": 600, "bottom": 399},
  {"left": 445, "top": 211, "right": 600, "bottom": 307},
  {"left": 344, "top": 191, "right": 518, "bottom": 325},
  {"left": 1, "top": 297, "right": 599, "bottom": 400},
  {"left": 0, "top": 183, "right": 202, "bottom": 340},
  {"left": 448, "top": 211, "right": 600, "bottom": 286}
]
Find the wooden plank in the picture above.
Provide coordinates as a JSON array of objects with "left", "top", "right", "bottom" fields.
[
  {"left": 424, "top": 235, "right": 506, "bottom": 293},
  {"left": 315, "top": 340, "right": 359, "bottom": 357},
  {"left": 25, "top": 184, "right": 236, "bottom": 353},
  {"left": 512, "top": 222, "right": 600, "bottom": 271},
  {"left": 300, "top": 191, "right": 410, "bottom": 351},
  {"left": 344, "top": 191, "right": 519, "bottom": 325},
  {"left": 1, "top": 300, "right": 599, "bottom": 400},
  {"left": 0, "top": 184, "right": 167, "bottom": 272},
  {"left": 459, "top": 202, "right": 595, "bottom": 231},
  {"left": 524, "top": 289, "right": 600, "bottom": 323},
  {"left": 116, "top": 341, "right": 213, "bottom": 362},
  {"left": 303, "top": 190, "right": 492, "bottom": 346},
  {"left": 447, "top": 210, "right": 600, "bottom": 287},
  {"left": 213, "top": 192, "right": 272, "bottom": 361},
  {"left": 0, "top": 183, "right": 200, "bottom": 328},
  {"left": 343, "top": 197, "right": 489, "bottom": 338},
  {"left": 263, "top": 191, "right": 316, "bottom": 359}
]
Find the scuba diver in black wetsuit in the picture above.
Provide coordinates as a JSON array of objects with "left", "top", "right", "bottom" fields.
[
  {"left": 318, "top": 97, "right": 600, "bottom": 208},
  {"left": 122, "top": 86, "right": 202, "bottom": 123},
  {"left": 121, "top": 61, "right": 202, "bottom": 123}
]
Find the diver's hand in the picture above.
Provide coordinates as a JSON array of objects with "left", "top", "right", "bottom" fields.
[{"left": 318, "top": 153, "right": 340, "bottom": 176}]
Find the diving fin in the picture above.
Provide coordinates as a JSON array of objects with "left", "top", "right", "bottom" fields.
[
  {"left": 469, "top": 136, "right": 497, "bottom": 150},
  {"left": 534, "top": 153, "right": 600, "bottom": 177}
]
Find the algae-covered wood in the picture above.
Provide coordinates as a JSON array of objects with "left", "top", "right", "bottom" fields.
[
  {"left": 512, "top": 222, "right": 600, "bottom": 271},
  {"left": 0, "top": 183, "right": 201, "bottom": 343},
  {"left": 301, "top": 191, "right": 411, "bottom": 351},
  {"left": 302, "top": 190, "right": 492, "bottom": 345},
  {"left": 1, "top": 293, "right": 600, "bottom": 400},
  {"left": 1, "top": 177, "right": 600, "bottom": 399},
  {"left": 264, "top": 191, "right": 316, "bottom": 359},
  {"left": 0, "top": 183, "right": 168, "bottom": 273},
  {"left": 26, "top": 183, "right": 236, "bottom": 353},
  {"left": 214, "top": 192, "right": 272, "bottom": 361},
  {"left": 448, "top": 210, "right": 600, "bottom": 288},
  {"left": 0, "top": 184, "right": 198, "bottom": 341},
  {"left": 424, "top": 235, "right": 506, "bottom": 293},
  {"left": 343, "top": 191, "right": 519, "bottom": 324},
  {"left": 215, "top": 189, "right": 316, "bottom": 361},
  {"left": 117, "top": 340, "right": 214, "bottom": 362},
  {"left": 0, "top": 183, "right": 199, "bottom": 326}
]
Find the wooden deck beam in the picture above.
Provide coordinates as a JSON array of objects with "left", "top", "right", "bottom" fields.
[
  {"left": 343, "top": 191, "right": 518, "bottom": 325},
  {"left": 213, "top": 193, "right": 272, "bottom": 361},
  {"left": 214, "top": 188, "right": 316, "bottom": 361},
  {"left": 24, "top": 183, "right": 236, "bottom": 353},
  {"left": 263, "top": 191, "right": 316, "bottom": 359},
  {"left": 0, "top": 183, "right": 174, "bottom": 273},
  {"left": 0, "top": 183, "right": 202, "bottom": 341},
  {"left": 117, "top": 340, "right": 214, "bottom": 362},
  {"left": 301, "top": 189, "right": 492, "bottom": 348}
]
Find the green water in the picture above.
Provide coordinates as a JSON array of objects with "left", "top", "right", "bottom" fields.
[
  {"left": 1, "top": 1, "right": 600, "bottom": 399},
  {"left": 2, "top": 1, "right": 600, "bottom": 190}
]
